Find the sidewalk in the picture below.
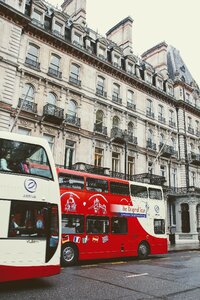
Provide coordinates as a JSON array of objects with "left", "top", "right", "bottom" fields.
[{"left": 168, "top": 242, "right": 200, "bottom": 252}]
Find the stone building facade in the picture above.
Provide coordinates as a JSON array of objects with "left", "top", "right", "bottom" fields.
[{"left": 0, "top": 0, "right": 200, "bottom": 243}]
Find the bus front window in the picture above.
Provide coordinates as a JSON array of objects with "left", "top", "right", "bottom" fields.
[{"left": 0, "top": 138, "right": 53, "bottom": 180}]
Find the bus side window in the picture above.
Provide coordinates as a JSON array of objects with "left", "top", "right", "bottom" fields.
[{"left": 111, "top": 217, "right": 128, "bottom": 234}]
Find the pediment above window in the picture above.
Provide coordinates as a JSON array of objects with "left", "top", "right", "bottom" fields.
[{"left": 32, "top": 0, "right": 48, "bottom": 10}]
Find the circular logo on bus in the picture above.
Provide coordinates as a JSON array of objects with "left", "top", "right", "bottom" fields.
[
  {"left": 154, "top": 205, "right": 160, "bottom": 213},
  {"left": 24, "top": 178, "right": 37, "bottom": 193}
]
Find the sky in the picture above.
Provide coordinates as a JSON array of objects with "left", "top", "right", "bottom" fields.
[{"left": 47, "top": 0, "right": 200, "bottom": 86}]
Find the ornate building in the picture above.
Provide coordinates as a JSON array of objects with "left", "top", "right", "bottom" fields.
[{"left": 0, "top": 0, "right": 200, "bottom": 243}]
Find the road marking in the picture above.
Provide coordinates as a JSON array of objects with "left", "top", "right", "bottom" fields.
[
  {"left": 126, "top": 272, "right": 148, "bottom": 278},
  {"left": 81, "top": 264, "right": 98, "bottom": 268},
  {"left": 111, "top": 261, "right": 127, "bottom": 265}
]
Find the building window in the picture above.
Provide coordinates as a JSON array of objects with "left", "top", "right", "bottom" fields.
[
  {"left": 32, "top": 8, "right": 43, "bottom": 23},
  {"left": 49, "top": 54, "right": 61, "bottom": 77},
  {"left": 127, "top": 63, "right": 134, "bottom": 75},
  {"left": 146, "top": 99, "right": 153, "bottom": 116},
  {"left": 96, "top": 76, "right": 105, "bottom": 96},
  {"left": 47, "top": 92, "right": 57, "bottom": 105},
  {"left": 68, "top": 100, "right": 77, "bottom": 117},
  {"left": 113, "top": 83, "right": 120, "bottom": 100},
  {"left": 191, "top": 171, "right": 196, "bottom": 186},
  {"left": 113, "top": 116, "right": 120, "bottom": 128},
  {"left": 169, "top": 110, "right": 175, "bottom": 127},
  {"left": 160, "top": 165, "right": 166, "bottom": 177},
  {"left": 26, "top": 43, "right": 40, "bottom": 68},
  {"left": 73, "top": 32, "right": 81, "bottom": 44},
  {"left": 64, "top": 140, "right": 75, "bottom": 169},
  {"left": 113, "top": 55, "right": 120, "bottom": 66},
  {"left": 43, "top": 134, "right": 54, "bottom": 152},
  {"left": 22, "top": 83, "right": 34, "bottom": 102},
  {"left": 112, "top": 152, "right": 120, "bottom": 172},
  {"left": 171, "top": 168, "right": 177, "bottom": 188},
  {"left": 70, "top": 63, "right": 80, "bottom": 85},
  {"left": 148, "top": 161, "right": 153, "bottom": 174},
  {"left": 54, "top": 21, "right": 63, "bottom": 34},
  {"left": 128, "top": 156, "right": 134, "bottom": 177},
  {"left": 157, "top": 79, "right": 162, "bottom": 89},
  {"left": 146, "top": 73, "right": 152, "bottom": 84},
  {"left": 99, "top": 46, "right": 106, "bottom": 58},
  {"left": 158, "top": 104, "right": 164, "bottom": 122},
  {"left": 127, "top": 90, "right": 135, "bottom": 109},
  {"left": 95, "top": 110, "right": 104, "bottom": 132},
  {"left": 18, "top": 127, "right": 31, "bottom": 136},
  {"left": 94, "top": 147, "right": 103, "bottom": 167}
]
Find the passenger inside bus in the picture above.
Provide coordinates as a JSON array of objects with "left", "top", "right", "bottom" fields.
[{"left": 0, "top": 149, "right": 11, "bottom": 171}]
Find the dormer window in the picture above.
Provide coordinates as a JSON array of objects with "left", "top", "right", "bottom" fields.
[
  {"left": 73, "top": 32, "right": 82, "bottom": 47},
  {"left": 54, "top": 21, "right": 63, "bottom": 37},
  {"left": 113, "top": 55, "right": 120, "bottom": 67},
  {"left": 32, "top": 8, "right": 43, "bottom": 25},
  {"left": 146, "top": 72, "right": 152, "bottom": 84},
  {"left": 157, "top": 79, "right": 163, "bottom": 90},
  {"left": 127, "top": 63, "right": 134, "bottom": 75},
  {"left": 98, "top": 46, "right": 106, "bottom": 60}
]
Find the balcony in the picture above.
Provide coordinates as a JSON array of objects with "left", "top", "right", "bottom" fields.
[
  {"left": 169, "top": 120, "right": 176, "bottom": 128},
  {"left": 73, "top": 40, "right": 83, "bottom": 49},
  {"left": 94, "top": 123, "right": 107, "bottom": 135},
  {"left": 167, "top": 186, "right": 200, "bottom": 195},
  {"left": 128, "top": 134, "right": 137, "bottom": 145},
  {"left": 158, "top": 116, "right": 166, "bottom": 124},
  {"left": 190, "top": 152, "right": 200, "bottom": 165},
  {"left": 25, "top": 57, "right": 40, "bottom": 70},
  {"left": 111, "top": 127, "right": 126, "bottom": 144},
  {"left": 147, "top": 140, "right": 156, "bottom": 151},
  {"left": 127, "top": 102, "right": 136, "bottom": 111},
  {"left": 159, "top": 143, "right": 177, "bottom": 158},
  {"left": 48, "top": 67, "right": 62, "bottom": 79},
  {"left": 69, "top": 76, "right": 81, "bottom": 86},
  {"left": 188, "top": 126, "right": 194, "bottom": 135},
  {"left": 98, "top": 54, "right": 107, "bottom": 61},
  {"left": 43, "top": 103, "right": 64, "bottom": 124},
  {"left": 18, "top": 98, "right": 37, "bottom": 114},
  {"left": 65, "top": 114, "right": 80, "bottom": 127},
  {"left": 112, "top": 95, "right": 122, "bottom": 105},
  {"left": 96, "top": 88, "right": 107, "bottom": 98},
  {"left": 146, "top": 110, "right": 155, "bottom": 119},
  {"left": 31, "top": 18, "right": 44, "bottom": 28}
]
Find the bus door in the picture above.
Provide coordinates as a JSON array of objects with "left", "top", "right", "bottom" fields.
[{"left": 0, "top": 200, "right": 59, "bottom": 266}]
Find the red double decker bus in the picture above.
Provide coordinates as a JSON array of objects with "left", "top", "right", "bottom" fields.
[{"left": 57, "top": 168, "right": 167, "bottom": 266}]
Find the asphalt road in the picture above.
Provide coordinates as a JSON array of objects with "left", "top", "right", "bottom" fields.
[{"left": 1, "top": 250, "right": 200, "bottom": 299}]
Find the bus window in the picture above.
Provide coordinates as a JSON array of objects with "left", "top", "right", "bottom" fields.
[
  {"left": 149, "top": 188, "right": 162, "bottom": 200},
  {"left": 154, "top": 219, "right": 165, "bottom": 234},
  {"left": 47, "top": 204, "right": 59, "bottom": 262},
  {"left": 8, "top": 201, "right": 48, "bottom": 238},
  {"left": 62, "top": 214, "right": 84, "bottom": 234},
  {"left": 0, "top": 138, "right": 53, "bottom": 179},
  {"left": 110, "top": 181, "right": 129, "bottom": 195},
  {"left": 86, "top": 216, "right": 109, "bottom": 234},
  {"left": 86, "top": 177, "right": 108, "bottom": 193},
  {"left": 111, "top": 217, "right": 128, "bottom": 234},
  {"left": 59, "top": 173, "right": 84, "bottom": 190},
  {"left": 130, "top": 185, "right": 148, "bottom": 198}
]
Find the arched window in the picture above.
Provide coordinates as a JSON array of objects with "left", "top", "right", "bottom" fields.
[
  {"left": 128, "top": 122, "right": 134, "bottom": 134},
  {"left": 127, "top": 90, "right": 135, "bottom": 109},
  {"left": 22, "top": 83, "right": 35, "bottom": 102},
  {"left": 68, "top": 100, "right": 77, "bottom": 117},
  {"left": 96, "top": 76, "right": 105, "bottom": 96},
  {"left": 49, "top": 54, "right": 61, "bottom": 77},
  {"left": 113, "top": 116, "right": 120, "bottom": 128},
  {"left": 147, "top": 129, "right": 153, "bottom": 142},
  {"left": 47, "top": 92, "right": 57, "bottom": 105},
  {"left": 95, "top": 110, "right": 104, "bottom": 132},
  {"left": 112, "top": 83, "right": 120, "bottom": 100},
  {"left": 26, "top": 43, "right": 40, "bottom": 68},
  {"left": 70, "top": 63, "right": 80, "bottom": 85}
]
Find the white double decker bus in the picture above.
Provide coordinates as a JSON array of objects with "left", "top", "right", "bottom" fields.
[{"left": 0, "top": 132, "right": 61, "bottom": 282}]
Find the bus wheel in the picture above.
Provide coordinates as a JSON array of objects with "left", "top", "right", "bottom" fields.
[
  {"left": 138, "top": 242, "right": 149, "bottom": 259},
  {"left": 61, "top": 243, "right": 78, "bottom": 266}
]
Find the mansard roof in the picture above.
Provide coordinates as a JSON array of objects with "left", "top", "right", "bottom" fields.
[{"left": 167, "top": 45, "right": 195, "bottom": 87}]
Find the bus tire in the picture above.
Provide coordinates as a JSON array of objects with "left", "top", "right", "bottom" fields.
[
  {"left": 138, "top": 242, "right": 150, "bottom": 259},
  {"left": 61, "top": 243, "right": 78, "bottom": 266}
]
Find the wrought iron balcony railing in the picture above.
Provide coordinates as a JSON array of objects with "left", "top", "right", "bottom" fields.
[
  {"left": 169, "top": 120, "right": 176, "bottom": 128},
  {"left": 25, "top": 57, "right": 40, "bottom": 69},
  {"left": 158, "top": 116, "right": 166, "bottom": 124},
  {"left": 94, "top": 123, "right": 107, "bottom": 135},
  {"left": 43, "top": 103, "right": 64, "bottom": 119},
  {"left": 127, "top": 102, "right": 136, "bottom": 111},
  {"left": 146, "top": 110, "right": 155, "bottom": 119},
  {"left": 147, "top": 140, "right": 156, "bottom": 150},
  {"left": 128, "top": 134, "right": 137, "bottom": 145},
  {"left": 188, "top": 126, "right": 194, "bottom": 135},
  {"left": 96, "top": 88, "right": 107, "bottom": 98},
  {"left": 69, "top": 76, "right": 81, "bottom": 86},
  {"left": 65, "top": 114, "right": 80, "bottom": 127},
  {"left": 112, "top": 95, "right": 122, "bottom": 104},
  {"left": 18, "top": 98, "right": 37, "bottom": 113},
  {"left": 48, "top": 67, "right": 62, "bottom": 79}
]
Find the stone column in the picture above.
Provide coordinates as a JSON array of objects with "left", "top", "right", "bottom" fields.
[
  {"left": 189, "top": 202, "right": 197, "bottom": 233},
  {"left": 175, "top": 203, "right": 182, "bottom": 233}
]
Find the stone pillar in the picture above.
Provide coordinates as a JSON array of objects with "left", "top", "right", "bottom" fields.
[
  {"left": 189, "top": 202, "right": 197, "bottom": 233},
  {"left": 175, "top": 203, "right": 182, "bottom": 233}
]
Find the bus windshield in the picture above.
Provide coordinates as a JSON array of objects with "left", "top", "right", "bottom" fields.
[{"left": 0, "top": 138, "right": 53, "bottom": 180}]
